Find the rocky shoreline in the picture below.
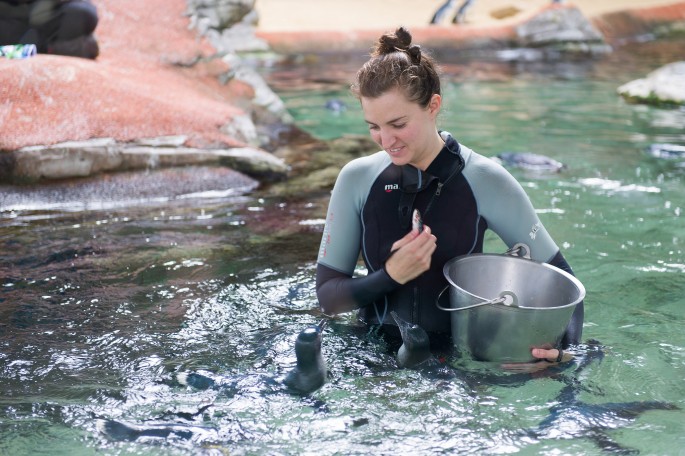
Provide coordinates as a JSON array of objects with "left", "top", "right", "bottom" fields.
[{"left": 0, "top": 0, "right": 684, "bottom": 188}]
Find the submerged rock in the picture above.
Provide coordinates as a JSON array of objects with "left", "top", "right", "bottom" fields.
[
  {"left": 0, "top": 165, "right": 258, "bottom": 212},
  {"left": 618, "top": 61, "right": 685, "bottom": 106}
]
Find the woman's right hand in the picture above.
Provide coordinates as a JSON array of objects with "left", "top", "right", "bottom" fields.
[{"left": 384, "top": 225, "right": 437, "bottom": 284}]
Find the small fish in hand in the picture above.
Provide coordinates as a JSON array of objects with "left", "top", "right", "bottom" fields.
[
  {"left": 387, "top": 208, "right": 425, "bottom": 261},
  {"left": 412, "top": 209, "right": 424, "bottom": 233}
]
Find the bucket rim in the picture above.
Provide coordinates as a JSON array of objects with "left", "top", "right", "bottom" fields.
[{"left": 442, "top": 252, "right": 586, "bottom": 310}]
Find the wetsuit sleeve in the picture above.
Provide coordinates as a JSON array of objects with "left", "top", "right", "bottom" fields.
[
  {"left": 316, "top": 152, "right": 400, "bottom": 314},
  {"left": 463, "top": 149, "right": 583, "bottom": 347},
  {"left": 463, "top": 151, "right": 559, "bottom": 262},
  {"left": 549, "top": 251, "right": 584, "bottom": 347},
  {"left": 316, "top": 263, "right": 399, "bottom": 314}
]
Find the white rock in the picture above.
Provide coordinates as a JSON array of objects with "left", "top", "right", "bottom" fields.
[{"left": 618, "top": 61, "right": 685, "bottom": 105}]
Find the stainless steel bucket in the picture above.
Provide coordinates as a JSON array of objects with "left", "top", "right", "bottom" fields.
[{"left": 438, "top": 247, "right": 585, "bottom": 362}]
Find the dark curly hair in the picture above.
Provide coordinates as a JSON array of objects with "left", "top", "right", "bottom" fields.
[{"left": 351, "top": 27, "right": 441, "bottom": 108}]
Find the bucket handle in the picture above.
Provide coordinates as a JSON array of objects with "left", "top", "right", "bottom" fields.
[
  {"left": 505, "top": 242, "right": 531, "bottom": 259},
  {"left": 436, "top": 287, "right": 519, "bottom": 312}
]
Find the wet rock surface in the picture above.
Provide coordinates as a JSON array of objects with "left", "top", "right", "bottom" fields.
[
  {"left": 0, "top": 137, "right": 289, "bottom": 184},
  {"left": 0, "top": 166, "right": 258, "bottom": 213}
]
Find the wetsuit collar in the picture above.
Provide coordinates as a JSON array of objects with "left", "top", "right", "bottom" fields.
[
  {"left": 399, "top": 131, "right": 463, "bottom": 193},
  {"left": 396, "top": 132, "right": 464, "bottom": 229}
]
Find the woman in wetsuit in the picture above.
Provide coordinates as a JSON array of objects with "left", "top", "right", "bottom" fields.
[{"left": 315, "top": 27, "right": 583, "bottom": 363}]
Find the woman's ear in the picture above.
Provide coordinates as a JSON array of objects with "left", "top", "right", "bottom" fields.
[{"left": 428, "top": 94, "right": 442, "bottom": 117}]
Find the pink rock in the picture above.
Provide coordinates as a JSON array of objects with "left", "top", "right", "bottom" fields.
[{"left": 0, "top": 0, "right": 247, "bottom": 151}]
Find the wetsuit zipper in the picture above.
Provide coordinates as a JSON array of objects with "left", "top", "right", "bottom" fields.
[{"left": 423, "top": 181, "right": 443, "bottom": 217}]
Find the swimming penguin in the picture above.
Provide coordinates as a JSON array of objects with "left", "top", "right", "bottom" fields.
[
  {"left": 646, "top": 143, "right": 685, "bottom": 160},
  {"left": 96, "top": 419, "right": 218, "bottom": 442},
  {"left": 324, "top": 99, "right": 347, "bottom": 114},
  {"left": 494, "top": 152, "right": 566, "bottom": 173},
  {"left": 98, "top": 321, "right": 330, "bottom": 444},
  {"left": 177, "top": 319, "right": 328, "bottom": 396},
  {"left": 516, "top": 340, "right": 681, "bottom": 453}
]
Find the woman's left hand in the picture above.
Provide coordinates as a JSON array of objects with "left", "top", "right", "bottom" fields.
[
  {"left": 500, "top": 348, "right": 572, "bottom": 373},
  {"left": 531, "top": 347, "right": 562, "bottom": 362}
]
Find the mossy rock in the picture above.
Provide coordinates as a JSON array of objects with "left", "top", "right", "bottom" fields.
[
  {"left": 268, "top": 134, "right": 377, "bottom": 198},
  {"left": 617, "top": 61, "right": 685, "bottom": 107}
]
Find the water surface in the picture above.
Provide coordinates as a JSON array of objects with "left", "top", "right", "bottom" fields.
[{"left": 1, "top": 43, "right": 684, "bottom": 455}]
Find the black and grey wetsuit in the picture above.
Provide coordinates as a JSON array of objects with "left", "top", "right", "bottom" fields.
[{"left": 316, "top": 132, "right": 583, "bottom": 347}]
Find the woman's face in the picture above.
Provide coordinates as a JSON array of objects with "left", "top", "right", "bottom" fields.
[{"left": 361, "top": 88, "right": 442, "bottom": 170}]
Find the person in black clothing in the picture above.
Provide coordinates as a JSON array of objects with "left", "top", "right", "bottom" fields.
[
  {"left": 0, "top": 0, "right": 99, "bottom": 59},
  {"left": 315, "top": 27, "right": 584, "bottom": 365}
]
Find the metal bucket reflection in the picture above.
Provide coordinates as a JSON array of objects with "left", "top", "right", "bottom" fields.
[{"left": 439, "top": 252, "right": 585, "bottom": 362}]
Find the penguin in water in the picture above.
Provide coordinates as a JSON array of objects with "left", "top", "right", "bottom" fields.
[
  {"left": 96, "top": 418, "right": 218, "bottom": 443},
  {"left": 522, "top": 341, "right": 680, "bottom": 453},
  {"left": 284, "top": 318, "right": 328, "bottom": 394},
  {"left": 646, "top": 143, "right": 685, "bottom": 160},
  {"left": 391, "top": 311, "right": 455, "bottom": 379},
  {"left": 178, "top": 319, "right": 329, "bottom": 396},
  {"left": 98, "top": 320, "right": 329, "bottom": 443},
  {"left": 391, "top": 311, "right": 436, "bottom": 369},
  {"left": 494, "top": 152, "right": 566, "bottom": 173},
  {"left": 324, "top": 99, "right": 347, "bottom": 115}
]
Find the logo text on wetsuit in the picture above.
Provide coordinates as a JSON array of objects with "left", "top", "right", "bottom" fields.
[
  {"left": 385, "top": 184, "right": 399, "bottom": 192},
  {"left": 529, "top": 222, "right": 542, "bottom": 240}
]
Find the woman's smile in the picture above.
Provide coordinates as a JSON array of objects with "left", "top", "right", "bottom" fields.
[{"left": 387, "top": 146, "right": 405, "bottom": 156}]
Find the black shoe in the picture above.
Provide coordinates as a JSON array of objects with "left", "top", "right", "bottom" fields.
[{"left": 48, "top": 34, "right": 99, "bottom": 59}]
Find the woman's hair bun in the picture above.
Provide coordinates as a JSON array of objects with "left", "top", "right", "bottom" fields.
[
  {"left": 372, "top": 26, "right": 414, "bottom": 57},
  {"left": 407, "top": 44, "right": 421, "bottom": 64},
  {"left": 354, "top": 26, "right": 440, "bottom": 106}
]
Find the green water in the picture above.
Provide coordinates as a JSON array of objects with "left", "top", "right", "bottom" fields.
[{"left": 2, "top": 48, "right": 685, "bottom": 454}]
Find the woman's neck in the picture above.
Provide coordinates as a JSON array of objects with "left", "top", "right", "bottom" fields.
[{"left": 412, "top": 131, "right": 446, "bottom": 171}]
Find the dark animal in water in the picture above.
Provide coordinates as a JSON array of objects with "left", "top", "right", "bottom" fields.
[
  {"left": 391, "top": 311, "right": 455, "bottom": 379},
  {"left": 179, "top": 319, "right": 328, "bottom": 396},
  {"left": 495, "top": 152, "right": 566, "bottom": 173},
  {"left": 98, "top": 321, "right": 329, "bottom": 443},
  {"left": 325, "top": 99, "right": 347, "bottom": 114},
  {"left": 96, "top": 419, "right": 219, "bottom": 443},
  {"left": 283, "top": 319, "right": 329, "bottom": 394},
  {"left": 523, "top": 341, "right": 680, "bottom": 454},
  {"left": 646, "top": 143, "right": 685, "bottom": 160},
  {"left": 530, "top": 389, "right": 678, "bottom": 453},
  {"left": 391, "top": 311, "right": 436, "bottom": 369}
]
